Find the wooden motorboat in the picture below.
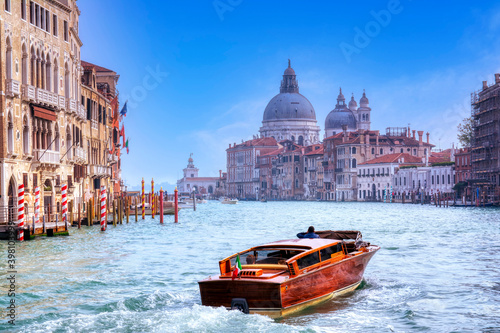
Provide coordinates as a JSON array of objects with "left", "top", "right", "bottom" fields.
[
  {"left": 198, "top": 230, "right": 379, "bottom": 318},
  {"left": 220, "top": 198, "right": 238, "bottom": 204}
]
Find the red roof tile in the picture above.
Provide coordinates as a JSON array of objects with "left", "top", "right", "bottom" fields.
[{"left": 360, "top": 153, "right": 423, "bottom": 165}]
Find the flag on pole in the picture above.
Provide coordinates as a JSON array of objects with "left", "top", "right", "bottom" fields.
[
  {"left": 125, "top": 138, "right": 129, "bottom": 154},
  {"left": 120, "top": 101, "right": 128, "bottom": 118},
  {"left": 232, "top": 254, "right": 242, "bottom": 280},
  {"left": 111, "top": 95, "right": 119, "bottom": 119},
  {"left": 120, "top": 125, "right": 125, "bottom": 147}
]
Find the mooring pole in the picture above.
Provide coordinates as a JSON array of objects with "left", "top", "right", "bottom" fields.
[
  {"left": 174, "top": 187, "right": 179, "bottom": 223},
  {"left": 160, "top": 187, "right": 164, "bottom": 223}
]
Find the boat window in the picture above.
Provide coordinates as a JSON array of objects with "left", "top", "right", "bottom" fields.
[
  {"left": 320, "top": 243, "right": 344, "bottom": 261},
  {"left": 235, "top": 248, "right": 304, "bottom": 266},
  {"left": 296, "top": 251, "right": 320, "bottom": 270}
]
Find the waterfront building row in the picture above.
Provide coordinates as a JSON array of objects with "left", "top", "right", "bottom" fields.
[{"left": 0, "top": 0, "right": 123, "bottom": 222}]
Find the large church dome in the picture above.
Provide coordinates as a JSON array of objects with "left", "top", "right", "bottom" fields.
[
  {"left": 263, "top": 93, "right": 316, "bottom": 121},
  {"left": 259, "top": 60, "right": 320, "bottom": 145},
  {"left": 325, "top": 88, "right": 357, "bottom": 137}
]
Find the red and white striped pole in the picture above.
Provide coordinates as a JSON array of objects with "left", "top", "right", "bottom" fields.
[
  {"left": 17, "top": 184, "right": 25, "bottom": 241},
  {"left": 151, "top": 178, "right": 155, "bottom": 219},
  {"left": 159, "top": 187, "right": 164, "bottom": 223},
  {"left": 100, "top": 186, "right": 107, "bottom": 231},
  {"left": 141, "top": 178, "right": 145, "bottom": 219},
  {"left": 34, "top": 186, "right": 40, "bottom": 224},
  {"left": 61, "top": 184, "right": 68, "bottom": 227}
]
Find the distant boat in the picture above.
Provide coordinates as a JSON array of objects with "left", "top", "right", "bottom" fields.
[
  {"left": 199, "top": 230, "right": 379, "bottom": 318},
  {"left": 220, "top": 198, "right": 238, "bottom": 204}
]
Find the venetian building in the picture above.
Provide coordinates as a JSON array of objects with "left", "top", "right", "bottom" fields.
[
  {"left": 0, "top": 0, "right": 84, "bottom": 217},
  {"left": 325, "top": 89, "right": 371, "bottom": 137},
  {"left": 259, "top": 60, "right": 320, "bottom": 146},
  {"left": 177, "top": 154, "right": 219, "bottom": 196}
]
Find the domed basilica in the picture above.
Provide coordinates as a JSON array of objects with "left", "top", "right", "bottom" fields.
[
  {"left": 259, "top": 60, "right": 321, "bottom": 146},
  {"left": 259, "top": 61, "right": 372, "bottom": 144},
  {"left": 324, "top": 88, "right": 371, "bottom": 137}
]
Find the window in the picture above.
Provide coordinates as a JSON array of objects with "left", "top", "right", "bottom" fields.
[
  {"left": 5, "top": 0, "right": 10, "bottom": 12},
  {"left": 40, "top": 7, "right": 44, "bottom": 30},
  {"left": 442, "top": 175, "right": 445, "bottom": 184},
  {"left": 371, "top": 148, "right": 375, "bottom": 154},
  {"left": 296, "top": 251, "right": 320, "bottom": 269},
  {"left": 33, "top": 174, "right": 38, "bottom": 188},
  {"left": 23, "top": 173, "right": 28, "bottom": 188},
  {"left": 432, "top": 175, "right": 434, "bottom": 185},
  {"left": 437, "top": 175, "right": 439, "bottom": 184},
  {"left": 35, "top": 4, "right": 39, "bottom": 26},
  {"left": 53, "top": 14, "right": 58, "bottom": 36},
  {"left": 86, "top": 98, "right": 91, "bottom": 120},
  {"left": 352, "top": 147, "right": 356, "bottom": 154},
  {"left": 21, "top": 0, "right": 26, "bottom": 19},
  {"left": 400, "top": 148, "right": 403, "bottom": 153},
  {"left": 29, "top": 1, "right": 33, "bottom": 23},
  {"left": 45, "top": 9, "right": 50, "bottom": 32},
  {"left": 448, "top": 174, "right": 450, "bottom": 184},
  {"left": 320, "top": 243, "right": 344, "bottom": 261},
  {"left": 63, "top": 20, "right": 68, "bottom": 41},
  {"left": 380, "top": 148, "right": 383, "bottom": 155}
]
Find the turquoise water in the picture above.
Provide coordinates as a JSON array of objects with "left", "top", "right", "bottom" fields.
[{"left": 1, "top": 201, "right": 499, "bottom": 332}]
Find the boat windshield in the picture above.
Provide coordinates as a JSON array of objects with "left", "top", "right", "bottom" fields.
[{"left": 233, "top": 248, "right": 305, "bottom": 266}]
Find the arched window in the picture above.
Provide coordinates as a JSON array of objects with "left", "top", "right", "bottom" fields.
[
  {"left": 7, "top": 113, "right": 14, "bottom": 154},
  {"left": 298, "top": 136, "right": 304, "bottom": 146},
  {"left": 208, "top": 185, "right": 213, "bottom": 194},
  {"left": 45, "top": 54, "right": 51, "bottom": 92},
  {"left": 291, "top": 135, "right": 295, "bottom": 143},
  {"left": 352, "top": 158, "right": 357, "bottom": 168},
  {"left": 64, "top": 62, "right": 70, "bottom": 99},
  {"left": 66, "top": 126, "right": 72, "bottom": 159},
  {"left": 352, "top": 147, "right": 356, "bottom": 154},
  {"left": 30, "top": 47, "right": 36, "bottom": 86},
  {"left": 21, "top": 44, "right": 28, "bottom": 84},
  {"left": 6, "top": 37, "right": 12, "bottom": 80},
  {"left": 380, "top": 148, "right": 383, "bottom": 155},
  {"left": 295, "top": 179, "right": 299, "bottom": 188},
  {"left": 23, "top": 116, "right": 29, "bottom": 155},
  {"left": 54, "top": 125, "right": 60, "bottom": 152},
  {"left": 53, "top": 59, "right": 58, "bottom": 93},
  {"left": 40, "top": 51, "right": 46, "bottom": 89},
  {"left": 366, "top": 114, "right": 369, "bottom": 121}
]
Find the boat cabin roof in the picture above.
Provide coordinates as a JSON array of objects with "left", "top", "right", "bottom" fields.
[{"left": 258, "top": 238, "right": 340, "bottom": 250}]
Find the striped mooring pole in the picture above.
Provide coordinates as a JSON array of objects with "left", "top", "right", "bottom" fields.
[
  {"left": 159, "top": 187, "right": 164, "bottom": 223},
  {"left": 174, "top": 187, "right": 178, "bottom": 223},
  {"left": 62, "top": 184, "right": 68, "bottom": 229},
  {"left": 17, "top": 184, "right": 25, "bottom": 241},
  {"left": 34, "top": 186, "right": 40, "bottom": 225},
  {"left": 100, "top": 186, "right": 107, "bottom": 231},
  {"left": 151, "top": 178, "right": 155, "bottom": 219},
  {"left": 141, "top": 178, "right": 145, "bottom": 219}
]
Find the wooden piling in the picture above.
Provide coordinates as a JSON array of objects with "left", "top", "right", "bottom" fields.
[
  {"left": 126, "top": 200, "right": 129, "bottom": 223},
  {"left": 135, "top": 198, "right": 138, "bottom": 222},
  {"left": 113, "top": 200, "right": 117, "bottom": 226},
  {"left": 160, "top": 188, "right": 164, "bottom": 223},
  {"left": 69, "top": 201, "right": 73, "bottom": 226},
  {"left": 174, "top": 187, "right": 179, "bottom": 223},
  {"left": 78, "top": 203, "right": 81, "bottom": 229},
  {"left": 193, "top": 191, "right": 196, "bottom": 211}
]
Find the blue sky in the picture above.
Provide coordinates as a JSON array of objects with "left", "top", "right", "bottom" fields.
[{"left": 78, "top": 0, "right": 500, "bottom": 191}]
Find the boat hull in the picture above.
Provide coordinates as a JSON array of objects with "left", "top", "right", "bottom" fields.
[{"left": 199, "top": 247, "right": 378, "bottom": 318}]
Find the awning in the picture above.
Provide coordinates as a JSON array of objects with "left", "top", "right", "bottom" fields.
[{"left": 32, "top": 106, "right": 56, "bottom": 121}]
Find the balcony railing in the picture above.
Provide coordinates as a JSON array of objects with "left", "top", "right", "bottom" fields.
[
  {"left": 107, "top": 154, "right": 119, "bottom": 164},
  {"left": 77, "top": 104, "right": 86, "bottom": 120},
  {"left": 36, "top": 88, "right": 59, "bottom": 108},
  {"left": 88, "top": 165, "right": 112, "bottom": 177},
  {"left": 6, "top": 79, "right": 20, "bottom": 97},
  {"left": 73, "top": 146, "right": 86, "bottom": 164},
  {"left": 33, "top": 149, "right": 60, "bottom": 165},
  {"left": 67, "top": 98, "right": 77, "bottom": 113},
  {"left": 58, "top": 95, "right": 66, "bottom": 110},
  {"left": 22, "top": 84, "right": 36, "bottom": 101}
]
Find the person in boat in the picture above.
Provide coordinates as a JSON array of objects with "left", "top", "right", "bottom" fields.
[
  {"left": 297, "top": 226, "right": 320, "bottom": 239},
  {"left": 246, "top": 254, "right": 256, "bottom": 264}
]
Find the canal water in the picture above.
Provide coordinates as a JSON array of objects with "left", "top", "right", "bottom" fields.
[{"left": 1, "top": 201, "right": 499, "bottom": 332}]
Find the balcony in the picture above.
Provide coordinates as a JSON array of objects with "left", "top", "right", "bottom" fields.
[
  {"left": 107, "top": 154, "right": 119, "bottom": 164},
  {"left": 58, "top": 95, "right": 66, "bottom": 110},
  {"left": 22, "top": 84, "right": 36, "bottom": 101},
  {"left": 88, "top": 165, "right": 112, "bottom": 178},
  {"left": 67, "top": 98, "right": 77, "bottom": 113},
  {"left": 73, "top": 146, "right": 86, "bottom": 164},
  {"left": 33, "top": 149, "right": 60, "bottom": 166},
  {"left": 6, "top": 79, "right": 20, "bottom": 97},
  {"left": 335, "top": 168, "right": 344, "bottom": 173},
  {"left": 36, "top": 87, "right": 59, "bottom": 108},
  {"left": 77, "top": 104, "right": 86, "bottom": 120}
]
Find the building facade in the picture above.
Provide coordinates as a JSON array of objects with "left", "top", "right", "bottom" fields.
[
  {"left": 470, "top": 74, "right": 500, "bottom": 204},
  {"left": 176, "top": 155, "right": 220, "bottom": 197},
  {"left": 0, "top": 0, "right": 122, "bottom": 222}
]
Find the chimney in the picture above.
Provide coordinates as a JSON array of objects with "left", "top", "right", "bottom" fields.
[
  {"left": 426, "top": 132, "right": 429, "bottom": 144},
  {"left": 418, "top": 131, "right": 423, "bottom": 143},
  {"left": 229, "top": 143, "right": 231, "bottom": 148},
  {"left": 483, "top": 81, "right": 488, "bottom": 90},
  {"left": 495, "top": 73, "right": 500, "bottom": 84},
  {"left": 408, "top": 125, "right": 411, "bottom": 138},
  {"left": 342, "top": 125, "right": 348, "bottom": 143},
  {"left": 219, "top": 170, "right": 222, "bottom": 178},
  {"left": 412, "top": 130, "right": 416, "bottom": 139},
  {"left": 376, "top": 134, "right": 379, "bottom": 146}
]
